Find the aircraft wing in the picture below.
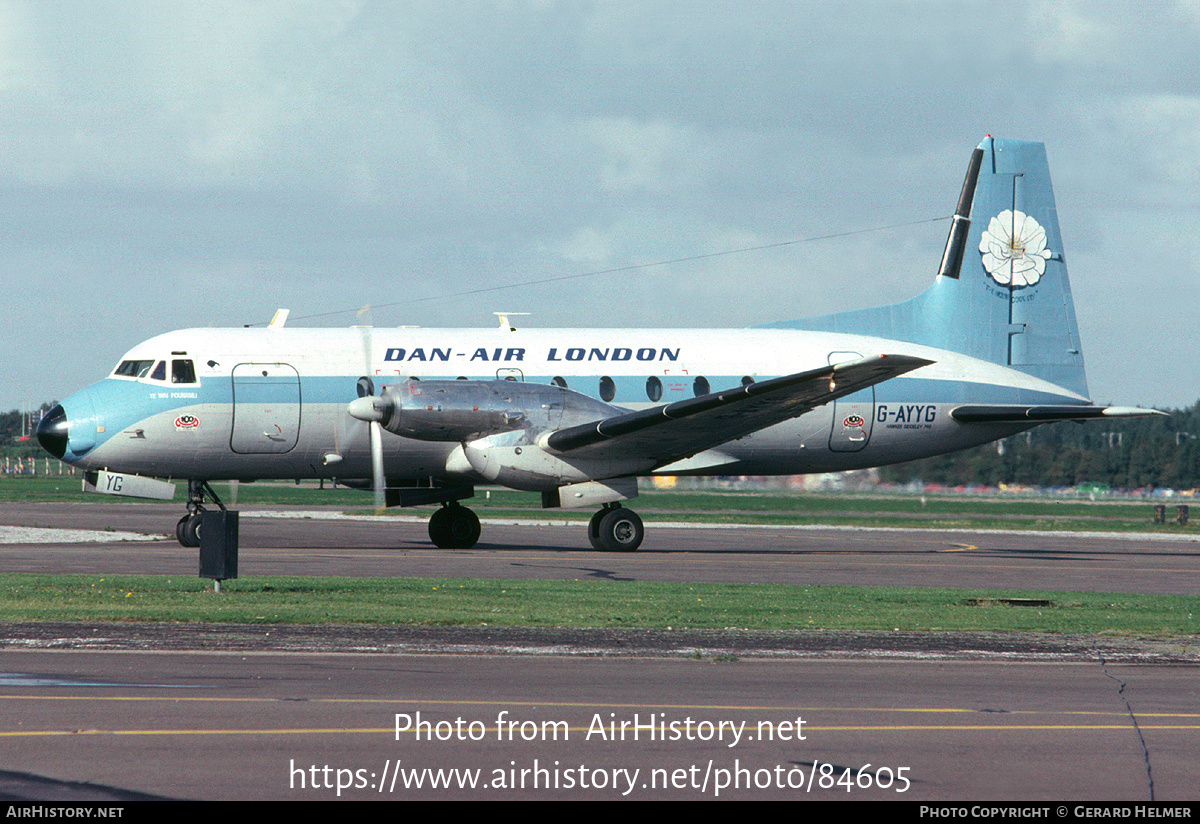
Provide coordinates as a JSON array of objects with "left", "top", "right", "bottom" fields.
[
  {"left": 544, "top": 354, "right": 932, "bottom": 464},
  {"left": 950, "top": 405, "right": 1164, "bottom": 422}
]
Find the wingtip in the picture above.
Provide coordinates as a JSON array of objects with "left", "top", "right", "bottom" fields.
[{"left": 1101, "top": 406, "right": 1167, "bottom": 418}]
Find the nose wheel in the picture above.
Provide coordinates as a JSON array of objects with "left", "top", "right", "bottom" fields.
[
  {"left": 588, "top": 504, "right": 644, "bottom": 552},
  {"left": 176, "top": 480, "right": 225, "bottom": 547},
  {"left": 176, "top": 514, "right": 203, "bottom": 548}
]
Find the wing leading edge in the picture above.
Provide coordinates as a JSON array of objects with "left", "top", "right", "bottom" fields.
[{"left": 543, "top": 354, "right": 932, "bottom": 464}]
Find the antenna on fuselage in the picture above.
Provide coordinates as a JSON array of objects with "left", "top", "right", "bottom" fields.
[
  {"left": 936, "top": 145, "right": 984, "bottom": 280},
  {"left": 268, "top": 308, "right": 290, "bottom": 328}
]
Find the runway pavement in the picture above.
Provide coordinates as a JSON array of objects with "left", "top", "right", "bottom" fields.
[
  {"left": 2, "top": 648, "right": 1197, "bottom": 801},
  {"left": 1, "top": 502, "right": 1198, "bottom": 593},
  {"left": 1, "top": 502, "right": 1198, "bottom": 801}
]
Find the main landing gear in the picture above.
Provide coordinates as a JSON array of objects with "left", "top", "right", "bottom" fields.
[
  {"left": 428, "top": 502, "right": 482, "bottom": 549},
  {"left": 587, "top": 503, "right": 644, "bottom": 552},
  {"left": 420, "top": 500, "right": 644, "bottom": 552},
  {"left": 176, "top": 480, "right": 225, "bottom": 548}
]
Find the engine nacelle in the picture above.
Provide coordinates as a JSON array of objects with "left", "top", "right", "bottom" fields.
[
  {"left": 365, "top": 379, "right": 621, "bottom": 443},
  {"left": 456, "top": 432, "right": 654, "bottom": 491}
]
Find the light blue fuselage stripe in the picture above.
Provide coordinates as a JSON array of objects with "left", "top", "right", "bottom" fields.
[{"left": 68, "top": 372, "right": 1081, "bottom": 458}]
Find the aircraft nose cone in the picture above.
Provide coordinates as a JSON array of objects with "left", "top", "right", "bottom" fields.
[{"left": 37, "top": 404, "right": 69, "bottom": 459}]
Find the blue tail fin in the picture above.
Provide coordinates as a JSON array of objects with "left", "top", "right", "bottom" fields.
[{"left": 759, "top": 137, "right": 1088, "bottom": 398}]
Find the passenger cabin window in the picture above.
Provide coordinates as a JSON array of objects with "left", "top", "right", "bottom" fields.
[
  {"left": 646, "top": 376, "right": 663, "bottom": 402},
  {"left": 599, "top": 376, "right": 616, "bottom": 402}
]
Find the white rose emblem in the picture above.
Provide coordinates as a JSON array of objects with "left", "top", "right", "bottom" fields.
[{"left": 979, "top": 210, "right": 1052, "bottom": 288}]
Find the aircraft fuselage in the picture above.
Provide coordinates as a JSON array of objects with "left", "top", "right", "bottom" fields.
[{"left": 46, "top": 325, "right": 1079, "bottom": 484}]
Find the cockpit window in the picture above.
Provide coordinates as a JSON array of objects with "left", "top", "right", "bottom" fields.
[
  {"left": 113, "top": 358, "right": 195, "bottom": 384},
  {"left": 172, "top": 359, "right": 197, "bottom": 384},
  {"left": 114, "top": 359, "right": 155, "bottom": 378}
]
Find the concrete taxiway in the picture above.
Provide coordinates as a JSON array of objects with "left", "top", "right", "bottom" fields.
[
  {"left": 1, "top": 502, "right": 1199, "bottom": 593},
  {"left": 1, "top": 502, "right": 1198, "bottom": 801},
  {"left": 2, "top": 648, "right": 1197, "bottom": 801}
]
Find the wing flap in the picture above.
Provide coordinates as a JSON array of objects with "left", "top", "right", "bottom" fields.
[{"left": 545, "top": 354, "right": 931, "bottom": 463}]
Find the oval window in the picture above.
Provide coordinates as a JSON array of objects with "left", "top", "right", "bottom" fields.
[
  {"left": 741, "top": 375, "right": 755, "bottom": 387},
  {"left": 552, "top": 376, "right": 567, "bottom": 388},
  {"left": 693, "top": 376, "right": 710, "bottom": 397},
  {"left": 646, "top": 376, "right": 663, "bottom": 402},
  {"left": 599, "top": 376, "right": 616, "bottom": 402}
]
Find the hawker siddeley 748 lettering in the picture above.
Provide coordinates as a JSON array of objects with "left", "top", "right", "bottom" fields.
[{"left": 39, "top": 137, "right": 1156, "bottom": 552}]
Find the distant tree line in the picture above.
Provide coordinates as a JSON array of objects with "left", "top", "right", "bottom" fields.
[
  {"left": 0, "top": 406, "right": 53, "bottom": 461},
  {"left": 878, "top": 399, "right": 1200, "bottom": 490}
]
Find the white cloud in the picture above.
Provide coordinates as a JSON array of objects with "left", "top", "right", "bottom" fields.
[
  {"left": 2, "top": 1, "right": 1198, "bottom": 409},
  {"left": 582, "top": 116, "right": 714, "bottom": 193}
]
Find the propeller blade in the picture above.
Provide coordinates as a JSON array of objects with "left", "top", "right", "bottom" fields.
[
  {"left": 354, "top": 316, "right": 386, "bottom": 511},
  {"left": 370, "top": 420, "right": 385, "bottom": 511}
]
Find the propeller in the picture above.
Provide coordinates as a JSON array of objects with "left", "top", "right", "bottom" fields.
[
  {"left": 348, "top": 377, "right": 389, "bottom": 511},
  {"left": 347, "top": 310, "right": 388, "bottom": 511}
]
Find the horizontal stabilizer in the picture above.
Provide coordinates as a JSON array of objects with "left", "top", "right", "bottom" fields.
[
  {"left": 951, "top": 405, "right": 1163, "bottom": 423},
  {"left": 545, "top": 354, "right": 932, "bottom": 463}
]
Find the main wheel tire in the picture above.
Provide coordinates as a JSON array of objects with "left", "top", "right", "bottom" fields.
[
  {"left": 176, "top": 515, "right": 191, "bottom": 547},
  {"left": 428, "top": 505, "right": 481, "bottom": 549},
  {"left": 428, "top": 507, "right": 451, "bottom": 547},
  {"left": 446, "top": 506, "right": 480, "bottom": 549},
  {"left": 596, "top": 507, "right": 643, "bottom": 552},
  {"left": 587, "top": 509, "right": 606, "bottom": 550}
]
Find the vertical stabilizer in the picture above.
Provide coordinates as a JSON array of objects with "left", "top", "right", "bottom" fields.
[{"left": 759, "top": 137, "right": 1089, "bottom": 398}]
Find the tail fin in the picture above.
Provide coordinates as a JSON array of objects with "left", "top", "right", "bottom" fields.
[{"left": 759, "top": 137, "right": 1088, "bottom": 398}]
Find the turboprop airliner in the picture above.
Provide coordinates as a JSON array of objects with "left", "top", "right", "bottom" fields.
[{"left": 38, "top": 137, "right": 1154, "bottom": 552}]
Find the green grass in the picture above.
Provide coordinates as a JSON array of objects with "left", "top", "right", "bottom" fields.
[
  {"left": 0, "top": 475, "right": 369, "bottom": 505},
  {"left": 3, "top": 476, "right": 1190, "bottom": 535},
  {"left": 1, "top": 573, "right": 1196, "bottom": 635},
  {"left": 4, "top": 478, "right": 1195, "bottom": 635}
]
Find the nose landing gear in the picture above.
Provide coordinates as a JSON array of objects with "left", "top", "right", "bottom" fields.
[{"left": 176, "top": 480, "right": 226, "bottom": 548}]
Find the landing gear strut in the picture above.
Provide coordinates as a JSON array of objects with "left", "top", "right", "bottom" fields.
[
  {"left": 428, "top": 502, "right": 481, "bottom": 549},
  {"left": 588, "top": 503, "right": 644, "bottom": 552},
  {"left": 177, "top": 480, "right": 226, "bottom": 548}
]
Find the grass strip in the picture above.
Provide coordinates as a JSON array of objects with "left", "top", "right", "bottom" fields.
[
  {"left": 7, "top": 478, "right": 1188, "bottom": 534},
  {"left": 1, "top": 573, "right": 1196, "bottom": 635}
]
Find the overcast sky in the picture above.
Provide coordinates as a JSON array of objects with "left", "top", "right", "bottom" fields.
[{"left": 2, "top": 1, "right": 1197, "bottom": 413}]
